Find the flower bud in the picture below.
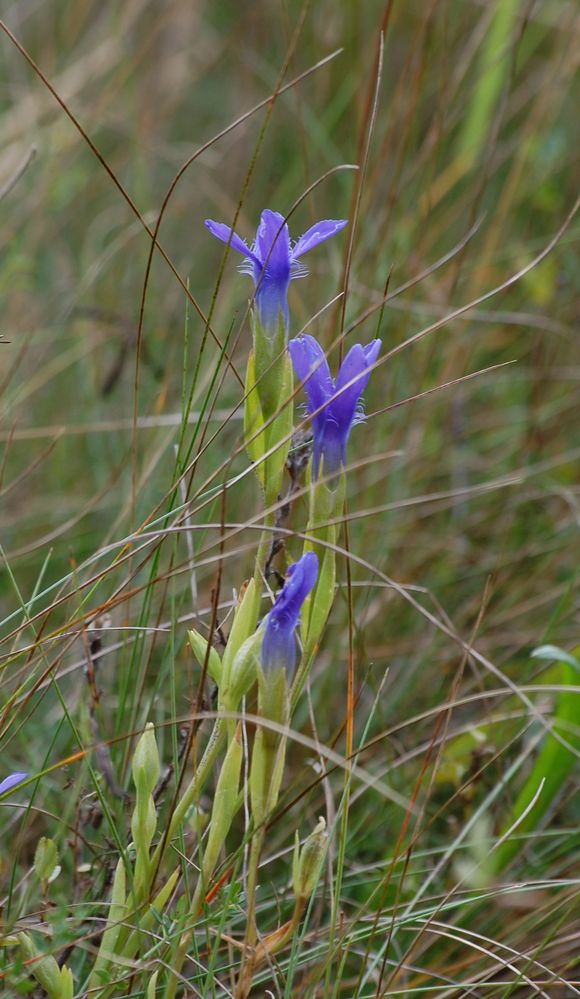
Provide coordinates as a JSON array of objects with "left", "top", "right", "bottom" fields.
[
  {"left": 132, "top": 722, "right": 160, "bottom": 798},
  {"left": 293, "top": 817, "right": 327, "bottom": 902},
  {"left": 34, "top": 837, "right": 58, "bottom": 883},
  {"left": 131, "top": 793, "right": 157, "bottom": 855},
  {"left": 261, "top": 553, "right": 318, "bottom": 680}
]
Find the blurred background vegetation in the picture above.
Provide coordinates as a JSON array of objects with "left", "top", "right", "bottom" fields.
[{"left": 1, "top": 0, "right": 579, "bottom": 994}]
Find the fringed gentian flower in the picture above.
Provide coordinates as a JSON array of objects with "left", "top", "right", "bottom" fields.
[
  {"left": 289, "top": 334, "right": 381, "bottom": 479},
  {"left": 0, "top": 772, "right": 27, "bottom": 794},
  {"left": 261, "top": 552, "right": 318, "bottom": 677},
  {"left": 205, "top": 210, "right": 347, "bottom": 337}
]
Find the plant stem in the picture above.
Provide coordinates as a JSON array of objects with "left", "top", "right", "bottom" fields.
[
  {"left": 151, "top": 717, "right": 225, "bottom": 874},
  {"left": 235, "top": 826, "right": 266, "bottom": 999}
]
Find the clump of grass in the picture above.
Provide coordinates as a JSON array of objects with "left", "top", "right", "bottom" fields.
[{"left": 1, "top": 2, "right": 579, "bottom": 996}]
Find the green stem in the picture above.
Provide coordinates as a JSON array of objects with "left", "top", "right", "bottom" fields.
[
  {"left": 163, "top": 721, "right": 245, "bottom": 999},
  {"left": 163, "top": 934, "right": 190, "bottom": 999},
  {"left": 235, "top": 827, "right": 266, "bottom": 999},
  {"left": 96, "top": 719, "right": 225, "bottom": 993},
  {"left": 152, "top": 718, "right": 225, "bottom": 872},
  {"left": 164, "top": 832, "right": 239, "bottom": 999}
]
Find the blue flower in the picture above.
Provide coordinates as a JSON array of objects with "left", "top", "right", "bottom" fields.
[
  {"left": 0, "top": 772, "right": 28, "bottom": 794},
  {"left": 261, "top": 552, "right": 318, "bottom": 677},
  {"left": 205, "top": 210, "right": 347, "bottom": 336},
  {"left": 289, "top": 334, "right": 381, "bottom": 478}
]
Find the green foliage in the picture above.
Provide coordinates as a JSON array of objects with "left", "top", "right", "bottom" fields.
[
  {"left": 492, "top": 646, "right": 580, "bottom": 873},
  {"left": 1, "top": 1, "right": 579, "bottom": 996},
  {"left": 187, "top": 627, "right": 223, "bottom": 686}
]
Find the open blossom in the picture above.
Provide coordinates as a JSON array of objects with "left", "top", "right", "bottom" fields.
[
  {"left": 0, "top": 772, "right": 28, "bottom": 794},
  {"left": 205, "top": 210, "right": 347, "bottom": 336},
  {"left": 261, "top": 552, "right": 318, "bottom": 677},
  {"left": 289, "top": 334, "right": 381, "bottom": 478}
]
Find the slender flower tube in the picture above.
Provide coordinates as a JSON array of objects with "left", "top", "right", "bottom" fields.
[
  {"left": 0, "top": 772, "right": 27, "bottom": 794},
  {"left": 289, "top": 334, "right": 381, "bottom": 478},
  {"left": 205, "top": 210, "right": 347, "bottom": 337},
  {"left": 261, "top": 552, "right": 318, "bottom": 678}
]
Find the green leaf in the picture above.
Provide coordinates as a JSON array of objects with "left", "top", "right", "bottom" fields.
[
  {"left": 304, "top": 546, "right": 336, "bottom": 654},
  {"left": 244, "top": 350, "right": 266, "bottom": 482},
  {"left": 221, "top": 578, "right": 259, "bottom": 687},
  {"left": 201, "top": 726, "right": 243, "bottom": 881},
  {"left": 263, "top": 352, "right": 293, "bottom": 506},
  {"left": 146, "top": 971, "right": 159, "bottom": 999},
  {"left": 531, "top": 644, "right": 580, "bottom": 672},
  {"left": 250, "top": 727, "right": 268, "bottom": 826},
  {"left": 188, "top": 628, "right": 223, "bottom": 685},
  {"left": 59, "top": 965, "right": 74, "bottom": 999},
  {"left": 88, "top": 857, "right": 128, "bottom": 987},
  {"left": 492, "top": 657, "right": 580, "bottom": 872},
  {"left": 224, "top": 629, "right": 261, "bottom": 712},
  {"left": 18, "top": 934, "right": 62, "bottom": 998}
]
